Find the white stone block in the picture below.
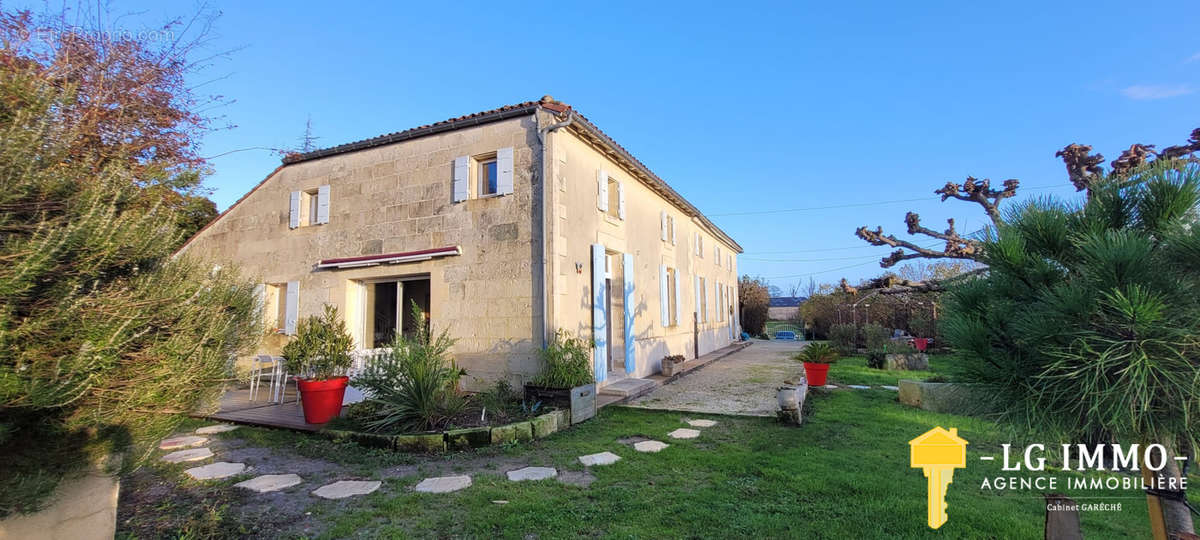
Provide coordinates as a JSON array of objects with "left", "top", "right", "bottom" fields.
[
  {"left": 506, "top": 467, "right": 557, "bottom": 482},
  {"left": 235, "top": 474, "right": 302, "bottom": 493},
  {"left": 160, "top": 448, "right": 213, "bottom": 463},
  {"left": 413, "top": 476, "right": 472, "bottom": 493},
  {"left": 158, "top": 436, "right": 208, "bottom": 450},
  {"left": 633, "top": 441, "right": 669, "bottom": 453},
  {"left": 184, "top": 462, "right": 246, "bottom": 481},
  {"left": 312, "top": 480, "right": 382, "bottom": 499},
  {"left": 668, "top": 428, "right": 701, "bottom": 440},
  {"left": 578, "top": 452, "right": 621, "bottom": 466}
]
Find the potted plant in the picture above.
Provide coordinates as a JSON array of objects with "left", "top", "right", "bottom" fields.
[
  {"left": 282, "top": 304, "right": 355, "bottom": 424},
  {"left": 525, "top": 330, "right": 596, "bottom": 424},
  {"left": 794, "top": 342, "right": 839, "bottom": 386}
]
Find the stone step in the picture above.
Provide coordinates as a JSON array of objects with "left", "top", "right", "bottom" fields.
[{"left": 598, "top": 378, "right": 656, "bottom": 400}]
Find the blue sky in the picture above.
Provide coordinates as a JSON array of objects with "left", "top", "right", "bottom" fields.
[{"left": 19, "top": 1, "right": 1198, "bottom": 289}]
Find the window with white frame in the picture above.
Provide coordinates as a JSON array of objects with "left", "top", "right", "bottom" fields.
[
  {"left": 477, "top": 153, "right": 498, "bottom": 197},
  {"left": 290, "top": 185, "right": 330, "bottom": 228}
]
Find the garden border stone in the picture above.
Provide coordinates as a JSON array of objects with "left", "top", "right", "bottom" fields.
[
  {"left": 491, "top": 421, "right": 534, "bottom": 444},
  {"left": 446, "top": 427, "right": 491, "bottom": 450},
  {"left": 394, "top": 433, "right": 446, "bottom": 453},
  {"left": 316, "top": 407, "right": 571, "bottom": 454}
]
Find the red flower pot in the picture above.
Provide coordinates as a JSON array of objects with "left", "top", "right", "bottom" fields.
[
  {"left": 296, "top": 376, "right": 349, "bottom": 424},
  {"left": 803, "top": 362, "right": 831, "bottom": 387},
  {"left": 913, "top": 338, "right": 929, "bottom": 352}
]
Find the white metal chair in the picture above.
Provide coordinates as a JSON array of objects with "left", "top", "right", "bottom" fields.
[
  {"left": 270, "top": 356, "right": 303, "bottom": 404},
  {"left": 249, "top": 355, "right": 277, "bottom": 401}
]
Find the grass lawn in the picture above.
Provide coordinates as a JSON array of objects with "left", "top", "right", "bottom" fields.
[
  {"left": 120, "top": 385, "right": 1178, "bottom": 539},
  {"left": 825, "top": 353, "right": 971, "bottom": 387}
]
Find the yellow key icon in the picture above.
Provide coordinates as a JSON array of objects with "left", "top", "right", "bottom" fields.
[{"left": 909, "top": 427, "right": 968, "bottom": 529}]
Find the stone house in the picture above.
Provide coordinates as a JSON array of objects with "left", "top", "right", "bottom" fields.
[{"left": 178, "top": 96, "right": 742, "bottom": 391}]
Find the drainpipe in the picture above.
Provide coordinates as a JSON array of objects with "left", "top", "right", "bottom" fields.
[{"left": 536, "top": 108, "right": 575, "bottom": 347}]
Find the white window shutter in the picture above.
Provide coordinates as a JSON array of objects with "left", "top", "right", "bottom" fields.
[
  {"left": 284, "top": 280, "right": 299, "bottom": 335},
  {"left": 316, "top": 185, "right": 331, "bottom": 224},
  {"left": 659, "top": 265, "right": 669, "bottom": 326},
  {"left": 617, "top": 181, "right": 626, "bottom": 220},
  {"left": 496, "top": 147, "right": 514, "bottom": 195},
  {"left": 673, "top": 270, "right": 682, "bottom": 326},
  {"left": 452, "top": 156, "right": 469, "bottom": 202},
  {"left": 660, "top": 211, "right": 668, "bottom": 241},
  {"left": 703, "top": 280, "right": 709, "bottom": 323},
  {"left": 716, "top": 281, "right": 722, "bottom": 321},
  {"left": 289, "top": 191, "right": 300, "bottom": 229},
  {"left": 671, "top": 218, "right": 677, "bottom": 245},
  {"left": 694, "top": 276, "right": 701, "bottom": 320},
  {"left": 596, "top": 170, "right": 608, "bottom": 212}
]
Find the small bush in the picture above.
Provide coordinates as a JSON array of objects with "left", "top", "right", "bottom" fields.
[
  {"left": 477, "top": 380, "right": 541, "bottom": 424},
  {"left": 281, "top": 305, "right": 355, "bottom": 380},
  {"left": 861, "top": 323, "right": 890, "bottom": 350},
  {"left": 829, "top": 324, "right": 857, "bottom": 353},
  {"left": 352, "top": 302, "right": 466, "bottom": 433},
  {"left": 866, "top": 349, "right": 886, "bottom": 369},
  {"left": 532, "top": 330, "right": 593, "bottom": 388},
  {"left": 795, "top": 342, "right": 839, "bottom": 364}
]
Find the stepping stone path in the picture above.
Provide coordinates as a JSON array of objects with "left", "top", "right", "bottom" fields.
[
  {"left": 195, "top": 424, "right": 239, "bottom": 435},
  {"left": 161, "top": 447, "right": 214, "bottom": 463},
  {"left": 578, "top": 452, "right": 621, "bottom": 466},
  {"left": 823, "top": 384, "right": 838, "bottom": 389},
  {"left": 667, "top": 428, "right": 700, "bottom": 440},
  {"left": 847, "top": 385, "right": 871, "bottom": 390},
  {"left": 185, "top": 461, "right": 246, "bottom": 480},
  {"left": 686, "top": 419, "right": 717, "bottom": 428},
  {"left": 507, "top": 467, "right": 557, "bottom": 481},
  {"left": 313, "top": 480, "right": 382, "bottom": 499},
  {"left": 881, "top": 385, "right": 899, "bottom": 391},
  {"left": 159, "top": 436, "right": 208, "bottom": 450},
  {"left": 633, "top": 440, "right": 669, "bottom": 453},
  {"left": 235, "top": 474, "right": 303, "bottom": 493},
  {"left": 414, "top": 476, "right": 471, "bottom": 493}
]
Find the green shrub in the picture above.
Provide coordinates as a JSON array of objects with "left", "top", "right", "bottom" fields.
[
  {"left": 866, "top": 349, "right": 886, "bottom": 369},
  {"left": 281, "top": 305, "right": 354, "bottom": 380},
  {"left": 828, "top": 324, "right": 856, "bottom": 353},
  {"left": 532, "top": 330, "right": 593, "bottom": 388},
  {"left": 351, "top": 302, "right": 465, "bottom": 433},
  {"left": 0, "top": 58, "right": 260, "bottom": 515},
  {"left": 795, "top": 342, "right": 839, "bottom": 364},
  {"left": 861, "top": 323, "right": 890, "bottom": 350}
]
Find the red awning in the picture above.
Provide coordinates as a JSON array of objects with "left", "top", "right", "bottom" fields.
[{"left": 316, "top": 246, "right": 461, "bottom": 269}]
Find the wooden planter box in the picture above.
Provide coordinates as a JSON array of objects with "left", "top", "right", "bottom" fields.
[
  {"left": 525, "top": 383, "right": 596, "bottom": 424},
  {"left": 660, "top": 355, "right": 686, "bottom": 377}
]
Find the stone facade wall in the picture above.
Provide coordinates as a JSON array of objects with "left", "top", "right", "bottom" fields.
[
  {"left": 543, "top": 122, "right": 740, "bottom": 381},
  {"left": 180, "top": 116, "right": 543, "bottom": 389}
]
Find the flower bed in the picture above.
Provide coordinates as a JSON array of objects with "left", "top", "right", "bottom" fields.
[{"left": 320, "top": 409, "right": 571, "bottom": 453}]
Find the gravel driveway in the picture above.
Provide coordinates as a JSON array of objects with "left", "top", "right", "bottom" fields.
[{"left": 626, "top": 340, "right": 808, "bottom": 416}]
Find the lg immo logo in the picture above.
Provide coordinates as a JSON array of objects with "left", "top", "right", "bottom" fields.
[{"left": 909, "top": 427, "right": 968, "bottom": 529}]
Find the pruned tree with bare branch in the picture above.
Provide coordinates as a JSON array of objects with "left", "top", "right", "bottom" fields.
[{"left": 846, "top": 127, "right": 1200, "bottom": 294}]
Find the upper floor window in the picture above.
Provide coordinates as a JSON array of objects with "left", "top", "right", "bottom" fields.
[
  {"left": 453, "top": 147, "right": 513, "bottom": 202},
  {"left": 595, "top": 169, "right": 625, "bottom": 220},
  {"left": 478, "top": 154, "right": 498, "bottom": 196},
  {"left": 607, "top": 178, "right": 620, "bottom": 218},
  {"left": 290, "top": 185, "right": 329, "bottom": 228}
]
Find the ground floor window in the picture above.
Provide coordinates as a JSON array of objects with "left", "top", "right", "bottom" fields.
[{"left": 362, "top": 277, "right": 431, "bottom": 348}]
